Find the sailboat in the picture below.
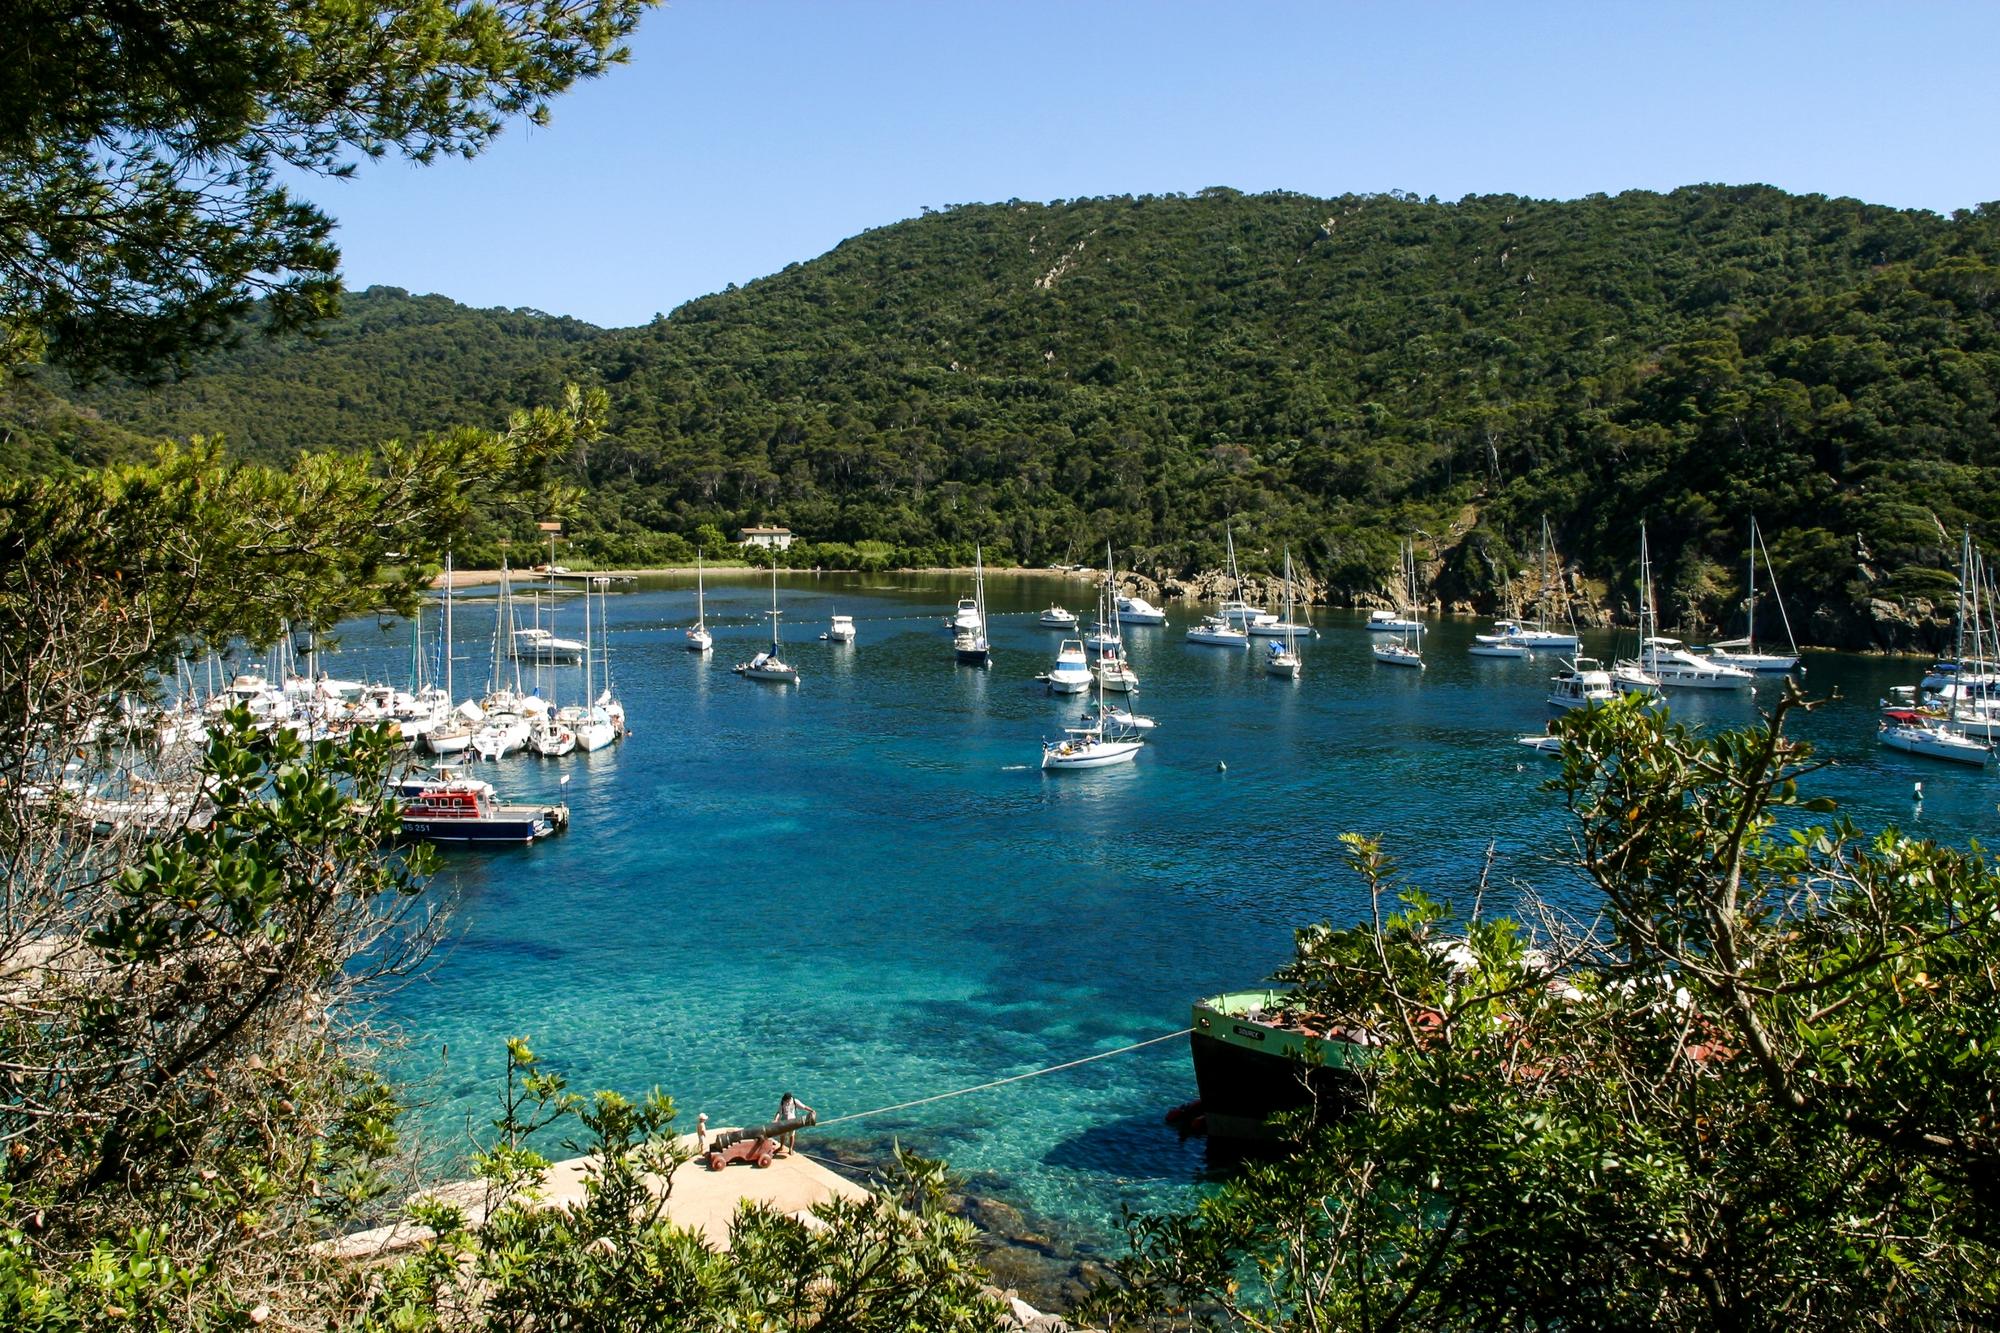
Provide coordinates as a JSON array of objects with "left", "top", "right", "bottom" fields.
[
  {"left": 556, "top": 577, "right": 617, "bottom": 750},
  {"left": 1093, "top": 547, "right": 1141, "bottom": 691},
  {"left": 685, "top": 550, "right": 714, "bottom": 654},
  {"left": 591, "top": 575, "right": 626, "bottom": 737},
  {"left": 954, "top": 545, "right": 992, "bottom": 665},
  {"left": 1701, "top": 518, "right": 1799, "bottom": 673},
  {"left": 1188, "top": 530, "right": 1251, "bottom": 648},
  {"left": 1266, "top": 549, "right": 1304, "bottom": 679},
  {"left": 471, "top": 561, "right": 533, "bottom": 760},
  {"left": 1611, "top": 528, "right": 1664, "bottom": 697},
  {"left": 1215, "top": 528, "right": 1278, "bottom": 628},
  {"left": 426, "top": 554, "right": 475, "bottom": 756},
  {"left": 1371, "top": 540, "right": 1425, "bottom": 669},
  {"left": 526, "top": 591, "right": 577, "bottom": 756},
  {"left": 1932, "top": 532, "right": 2000, "bottom": 741},
  {"left": 735, "top": 564, "right": 799, "bottom": 683},
  {"left": 1475, "top": 519, "right": 1580, "bottom": 651},
  {"left": 1043, "top": 574, "right": 1145, "bottom": 771}
]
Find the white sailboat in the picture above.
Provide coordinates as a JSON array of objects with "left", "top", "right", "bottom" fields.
[
  {"left": 525, "top": 590, "right": 576, "bottom": 756},
  {"left": 1611, "top": 528, "right": 1666, "bottom": 698},
  {"left": 1216, "top": 528, "right": 1278, "bottom": 629},
  {"left": 426, "top": 555, "right": 474, "bottom": 756},
  {"left": 1624, "top": 529, "right": 1752, "bottom": 691},
  {"left": 1702, "top": 518, "right": 1800, "bottom": 673},
  {"left": 954, "top": 545, "right": 992, "bottom": 666},
  {"left": 1092, "top": 546, "right": 1141, "bottom": 690},
  {"left": 1371, "top": 540, "right": 1425, "bottom": 669},
  {"left": 1881, "top": 708, "right": 1992, "bottom": 766},
  {"left": 1188, "top": 530, "right": 1251, "bottom": 648},
  {"left": 591, "top": 575, "right": 626, "bottom": 737},
  {"left": 1044, "top": 574, "right": 1144, "bottom": 771},
  {"left": 735, "top": 564, "right": 800, "bottom": 684},
  {"left": 556, "top": 576, "right": 616, "bottom": 751},
  {"left": 471, "top": 561, "right": 531, "bottom": 760},
  {"left": 686, "top": 550, "right": 714, "bottom": 654},
  {"left": 1266, "top": 549, "right": 1304, "bottom": 679}
]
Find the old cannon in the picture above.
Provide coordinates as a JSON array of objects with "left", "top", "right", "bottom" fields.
[{"left": 704, "top": 1110, "right": 815, "bottom": 1171}]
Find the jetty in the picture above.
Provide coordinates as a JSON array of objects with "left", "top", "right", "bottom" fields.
[{"left": 322, "top": 1129, "right": 867, "bottom": 1261}]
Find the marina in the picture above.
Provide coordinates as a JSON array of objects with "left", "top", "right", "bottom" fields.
[{"left": 279, "top": 569, "right": 1991, "bottom": 1270}]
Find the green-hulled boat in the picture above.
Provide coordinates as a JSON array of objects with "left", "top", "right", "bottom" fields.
[{"left": 1189, "top": 988, "right": 1375, "bottom": 1141}]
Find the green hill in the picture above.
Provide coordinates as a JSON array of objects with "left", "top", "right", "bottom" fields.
[
  {"left": 59, "top": 286, "right": 603, "bottom": 463},
  {"left": 36, "top": 186, "right": 2000, "bottom": 648}
]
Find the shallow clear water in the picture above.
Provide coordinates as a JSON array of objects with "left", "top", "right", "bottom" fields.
[{"left": 315, "top": 571, "right": 1990, "bottom": 1256}]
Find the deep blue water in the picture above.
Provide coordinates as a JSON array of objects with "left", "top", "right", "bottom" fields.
[{"left": 314, "top": 571, "right": 1992, "bottom": 1256}]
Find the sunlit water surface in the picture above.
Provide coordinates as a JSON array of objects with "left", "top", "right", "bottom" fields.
[{"left": 307, "top": 572, "right": 1989, "bottom": 1257}]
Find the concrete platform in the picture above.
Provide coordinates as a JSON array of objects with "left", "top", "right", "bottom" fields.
[{"left": 322, "top": 1130, "right": 868, "bottom": 1262}]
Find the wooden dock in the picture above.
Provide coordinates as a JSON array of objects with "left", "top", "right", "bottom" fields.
[{"left": 322, "top": 1129, "right": 869, "bottom": 1261}]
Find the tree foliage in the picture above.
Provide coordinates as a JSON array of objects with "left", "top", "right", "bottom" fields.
[
  {"left": 360, "top": 1040, "right": 1001, "bottom": 1332},
  {"left": 1, "top": 0, "right": 653, "bottom": 378},
  {"left": 38, "top": 187, "right": 2000, "bottom": 644},
  {"left": 1087, "top": 694, "right": 2000, "bottom": 1331}
]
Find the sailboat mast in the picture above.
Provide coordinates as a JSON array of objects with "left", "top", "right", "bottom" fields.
[
  {"left": 443, "top": 554, "right": 454, "bottom": 703},
  {"left": 581, "top": 571, "right": 594, "bottom": 703},
  {"left": 1746, "top": 519, "right": 1759, "bottom": 652}
]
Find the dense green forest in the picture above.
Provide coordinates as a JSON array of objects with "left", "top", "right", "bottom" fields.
[{"left": 30, "top": 185, "right": 2000, "bottom": 649}]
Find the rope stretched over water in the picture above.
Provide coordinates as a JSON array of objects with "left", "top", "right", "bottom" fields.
[{"left": 815, "top": 1028, "right": 1193, "bottom": 1127}]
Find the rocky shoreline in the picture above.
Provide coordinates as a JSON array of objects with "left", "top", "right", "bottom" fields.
[{"left": 806, "top": 1140, "right": 1119, "bottom": 1322}]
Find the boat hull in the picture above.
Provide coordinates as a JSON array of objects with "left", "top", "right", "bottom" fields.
[
  {"left": 1190, "top": 991, "right": 1368, "bottom": 1140},
  {"left": 1372, "top": 646, "right": 1424, "bottom": 669},
  {"left": 1042, "top": 736, "right": 1143, "bottom": 769},
  {"left": 401, "top": 809, "right": 556, "bottom": 842},
  {"left": 1881, "top": 727, "right": 1991, "bottom": 766},
  {"left": 1707, "top": 651, "right": 1798, "bottom": 673},
  {"left": 1468, "top": 643, "right": 1528, "bottom": 659}
]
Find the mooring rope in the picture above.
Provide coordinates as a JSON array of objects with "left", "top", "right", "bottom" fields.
[{"left": 815, "top": 1028, "right": 1193, "bottom": 1127}]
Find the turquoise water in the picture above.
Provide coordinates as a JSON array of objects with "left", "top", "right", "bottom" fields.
[{"left": 319, "top": 572, "right": 1989, "bottom": 1256}]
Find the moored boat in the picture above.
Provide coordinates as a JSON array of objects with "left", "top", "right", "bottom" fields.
[
  {"left": 1047, "top": 639, "right": 1092, "bottom": 694},
  {"left": 686, "top": 551, "right": 715, "bottom": 654},
  {"left": 1371, "top": 640, "right": 1425, "bottom": 670},
  {"left": 390, "top": 767, "right": 568, "bottom": 842},
  {"left": 736, "top": 565, "right": 800, "bottom": 684},
  {"left": 1188, "top": 989, "right": 1371, "bottom": 1140},
  {"left": 1038, "top": 605, "right": 1080, "bottom": 630},
  {"left": 1114, "top": 594, "right": 1168, "bottom": 626},
  {"left": 1548, "top": 657, "right": 1617, "bottom": 710},
  {"left": 1879, "top": 709, "right": 1992, "bottom": 766}
]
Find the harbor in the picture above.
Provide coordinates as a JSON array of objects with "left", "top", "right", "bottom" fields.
[{"left": 253, "top": 567, "right": 1990, "bottom": 1291}]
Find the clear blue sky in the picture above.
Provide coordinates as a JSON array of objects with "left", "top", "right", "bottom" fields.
[{"left": 295, "top": 0, "right": 2000, "bottom": 329}]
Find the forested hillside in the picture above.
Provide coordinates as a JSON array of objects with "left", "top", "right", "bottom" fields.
[
  {"left": 39, "top": 186, "right": 2000, "bottom": 648},
  {"left": 63, "top": 287, "right": 603, "bottom": 463}
]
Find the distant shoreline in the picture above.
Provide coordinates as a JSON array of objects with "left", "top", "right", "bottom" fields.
[{"left": 431, "top": 564, "right": 1100, "bottom": 590}]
